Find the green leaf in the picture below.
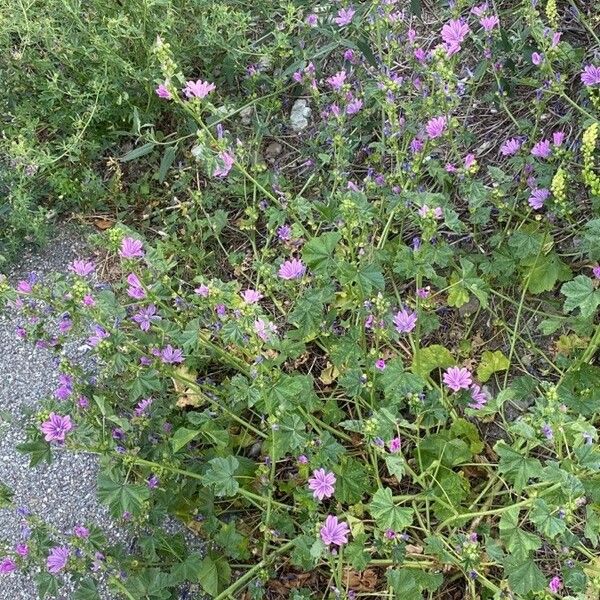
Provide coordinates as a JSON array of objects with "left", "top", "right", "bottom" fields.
[
  {"left": 505, "top": 556, "right": 546, "bottom": 596},
  {"left": 334, "top": 458, "right": 372, "bottom": 503},
  {"left": 477, "top": 350, "right": 509, "bottom": 383},
  {"left": 412, "top": 345, "right": 455, "bottom": 378},
  {"left": 120, "top": 142, "right": 155, "bottom": 162},
  {"left": 380, "top": 358, "right": 425, "bottom": 403},
  {"left": 171, "top": 427, "right": 200, "bottom": 453},
  {"left": 203, "top": 457, "right": 239, "bottom": 497},
  {"left": 385, "top": 455, "right": 406, "bottom": 480},
  {"left": 499, "top": 507, "right": 541, "bottom": 558},
  {"left": 97, "top": 474, "right": 150, "bottom": 517},
  {"left": 17, "top": 440, "right": 52, "bottom": 467},
  {"left": 522, "top": 251, "right": 570, "bottom": 294},
  {"left": 530, "top": 499, "right": 567, "bottom": 539},
  {"left": 157, "top": 145, "right": 176, "bottom": 183},
  {"left": 387, "top": 568, "right": 443, "bottom": 599},
  {"left": 562, "top": 276, "right": 600, "bottom": 318},
  {"left": 72, "top": 578, "right": 101, "bottom": 600},
  {"left": 495, "top": 442, "right": 541, "bottom": 493},
  {"left": 369, "top": 487, "right": 413, "bottom": 531},
  {"left": 302, "top": 232, "right": 341, "bottom": 274},
  {"left": 345, "top": 534, "right": 371, "bottom": 571},
  {"left": 171, "top": 553, "right": 203, "bottom": 583},
  {"left": 198, "top": 555, "right": 219, "bottom": 597},
  {"left": 37, "top": 573, "right": 59, "bottom": 599}
]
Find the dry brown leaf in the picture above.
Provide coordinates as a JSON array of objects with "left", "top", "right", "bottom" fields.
[
  {"left": 93, "top": 217, "right": 113, "bottom": 230},
  {"left": 342, "top": 567, "right": 378, "bottom": 591},
  {"left": 172, "top": 365, "right": 201, "bottom": 408}
]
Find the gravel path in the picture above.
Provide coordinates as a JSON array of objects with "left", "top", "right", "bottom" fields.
[{"left": 0, "top": 227, "right": 126, "bottom": 599}]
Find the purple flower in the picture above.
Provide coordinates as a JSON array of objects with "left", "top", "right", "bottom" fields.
[
  {"left": 73, "top": 526, "right": 89, "bottom": 538},
  {"left": 327, "top": 70, "right": 347, "bottom": 91},
  {"left": 531, "top": 52, "right": 543, "bottom": 66},
  {"left": 40, "top": 413, "right": 73, "bottom": 442},
  {"left": 306, "top": 13, "right": 318, "bottom": 26},
  {"left": 320, "top": 515, "right": 350, "bottom": 546},
  {"left": 298, "top": 454, "right": 308, "bottom": 464},
  {"left": 581, "top": 65, "right": 600, "bottom": 86},
  {"left": 241, "top": 289, "right": 262, "bottom": 304},
  {"left": 443, "top": 367, "right": 473, "bottom": 392},
  {"left": 160, "top": 345, "right": 184, "bottom": 364},
  {"left": 334, "top": 7, "right": 355, "bottom": 27},
  {"left": 393, "top": 308, "right": 417, "bottom": 333},
  {"left": 47, "top": 546, "right": 69, "bottom": 573},
  {"left": 346, "top": 97, "right": 363, "bottom": 115},
  {"left": 441, "top": 19, "right": 469, "bottom": 56},
  {"left": 132, "top": 304, "right": 160, "bottom": 331},
  {"left": 278, "top": 258, "right": 306, "bottom": 280},
  {"left": 551, "top": 32, "right": 562, "bottom": 48},
  {"left": 83, "top": 294, "right": 95, "bottom": 307},
  {"left": 127, "top": 273, "right": 146, "bottom": 300},
  {"left": 213, "top": 150, "right": 234, "bottom": 178},
  {"left": 277, "top": 225, "right": 292, "bottom": 241},
  {"left": 531, "top": 139, "right": 552, "bottom": 158},
  {"left": 468, "top": 385, "right": 487, "bottom": 409},
  {"left": 134, "top": 398, "right": 153, "bottom": 417},
  {"left": 183, "top": 79, "right": 216, "bottom": 99},
  {"left": 375, "top": 359, "right": 386, "bottom": 371},
  {"left": 155, "top": 84, "right": 171, "bottom": 99},
  {"left": 16, "top": 280, "right": 33, "bottom": 294},
  {"left": 308, "top": 468, "right": 336, "bottom": 500},
  {"left": 15, "top": 544, "right": 28, "bottom": 557},
  {"left": 425, "top": 116, "right": 447, "bottom": 139},
  {"left": 88, "top": 324, "right": 109, "bottom": 347},
  {"left": 593, "top": 265, "right": 600, "bottom": 280},
  {"left": 147, "top": 475, "right": 160, "bottom": 489},
  {"left": 388, "top": 437, "right": 402, "bottom": 453},
  {"left": 541, "top": 424, "right": 553, "bottom": 440},
  {"left": 194, "top": 284, "right": 210, "bottom": 297},
  {"left": 552, "top": 130, "right": 565, "bottom": 147},
  {"left": 480, "top": 15, "right": 499, "bottom": 32},
  {"left": 254, "top": 318, "right": 277, "bottom": 342},
  {"left": 500, "top": 138, "right": 521, "bottom": 156},
  {"left": 548, "top": 576, "right": 562, "bottom": 593},
  {"left": 0, "top": 558, "right": 16, "bottom": 573},
  {"left": 68, "top": 260, "right": 95, "bottom": 277},
  {"left": 119, "top": 237, "right": 144, "bottom": 259},
  {"left": 78, "top": 395, "right": 90, "bottom": 409},
  {"left": 528, "top": 188, "right": 549, "bottom": 210}
]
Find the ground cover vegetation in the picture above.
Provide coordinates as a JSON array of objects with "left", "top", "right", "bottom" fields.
[{"left": 1, "top": 0, "right": 600, "bottom": 598}]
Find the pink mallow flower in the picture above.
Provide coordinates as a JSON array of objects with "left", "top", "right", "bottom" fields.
[
  {"left": 119, "top": 237, "right": 144, "bottom": 259},
  {"left": 393, "top": 308, "right": 417, "bottom": 333},
  {"left": 160, "top": 345, "right": 184, "bottom": 364},
  {"left": 531, "top": 139, "right": 552, "bottom": 159},
  {"left": 241, "top": 289, "right": 262, "bottom": 304},
  {"left": 581, "top": 65, "right": 600, "bottom": 87},
  {"left": 443, "top": 367, "right": 473, "bottom": 392},
  {"left": 183, "top": 79, "right": 216, "bottom": 99},
  {"left": 388, "top": 437, "right": 402, "bottom": 453},
  {"left": 0, "top": 557, "right": 17, "bottom": 573},
  {"left": 548, "top": 576, "right": 562, "bottom": 593},
  {"left": 593, "top": 265, "right": 600, "bottom": 280},
  {"left": 441, "top": 19, "right": 469, "bottom": 56},
  {"left": 278, "top": 258, "right": 306, "bottom": 280},
  {"left": 47, "top": 547, "right": 69, "bottom": 574},
  {"left": 213, "top": 150, "right": 234, "bottom": 178},
  {"left": 480, "top": 15, "right": 499, "bottom": 32},
  {"left": 528, "top": 188, "right": 549, "bottom": 210},
  {"left": 426, "top": 116, "right": 447, "bottom": 139},
  {"left": 327, "top": 70, "right": 347, "bottom": 91},
  {"left": 68, "top": 260, "right": 95, "bottom": 277},
  {"left": 127, "top": 273, "right": 146, "bottom": 300},
  {"left": 40, "top": 414, "right": 73, "bottom": 442},
  {"left": 155, "top": 84, "right": 171, "bottom": 100},
  {"left": 468, "top": 385, "right": 488, "bottom": 409},
  {"left": 320, "top": 515, "right": 350, "bottom": 546},
  {"left": 334, "top": 7, "right": 355, "bottom": 27},
  {"left": 308, "top": 468, "right": 336, "bottom": 500},
  {"left": 500, "top": 138, "right": 521, "bottom": 156}
]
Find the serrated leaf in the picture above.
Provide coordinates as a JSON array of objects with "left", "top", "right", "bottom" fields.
[
  {"left": 499, "top": 507, "right": 541, "bottom": 558},
  {"left": 477, "top": 350, "right": 509, "bottom": 382},
  {"left": 198, "top": 556, "right": 219, "bottom": 597},
  {"left": 203, "top": 457, "right": 239, "bottom": 497},
  {"left": 505, "top": 557, "right": 546, "bottom": 595},
  {"left": 412, "top": 344, "right": 455, "bottom": 377},
  {"left": 495, "top": 442, "right": 541, "bottom": 492},
  {"left": 72, "top": 578, "right": 101, "bottom": 600},
  {"left": 530, "top": 499, "right": 567, "bottom": 539},
  {"left": 302, "top": 232, "right": 341, "bottom": 274},
  {"left": 369, "top": 487, "right": 413, "bottom": 531},
  {"left": 97, "top": 475, "right": 150, "bottom": 517},
  {"left": 562, "top": 276, "right": 600, "bottom": 318}
]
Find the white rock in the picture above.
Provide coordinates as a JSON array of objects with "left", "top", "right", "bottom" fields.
[{"left": 290, "top": 98, "right": 311, "bottom": 132}]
